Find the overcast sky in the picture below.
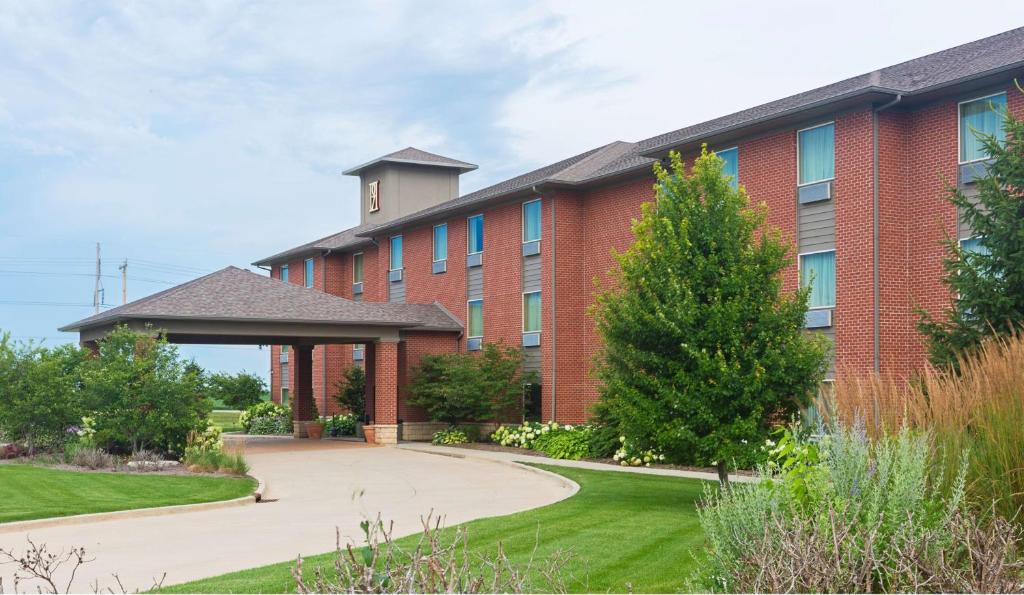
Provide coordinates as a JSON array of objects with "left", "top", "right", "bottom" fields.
[{"left": 2, "top": 1, "right": 1023, "bottom": 381}]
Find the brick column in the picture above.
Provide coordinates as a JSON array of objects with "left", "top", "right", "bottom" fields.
[
  {"left": 373, "top": 340, "right": 400, "bottom": 444},
  {"left": 292, "top": 345, "right": 314, "bottom": 437}
]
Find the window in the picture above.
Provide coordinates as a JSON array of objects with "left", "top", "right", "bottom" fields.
[
  {"left": 281, "top": 345, "right": 289, "bottom": 354},
  {"left": 280, "top": 264, "right": 289, "bottom": 283},
  {"left": 798, "top": 122, "right": 835, "bottom": 185},
  {"left": 960, "top": 93, "right": 1007, "bottom": 163},
  {"left": 523, "top": 200, "right": 542, "bottom": 243},
  {"left": 468, "top": 299, "right": 483, "bottom": 338},
  {"left": 304, "top": 258, "right": 314, "bottom": 288},
  {"left": 468, "top": 215, "right": 484, "bottom": 254},
  {"left": 800, "top": 251, "right": 836, "bottom": 309},
  {"left": 960, "top": 237, "right": 989, "bottom": 256},
  {"left": 523, "top": 383, "right": 542, "bottom": 422},
  {"left": 433, "top": 223, "right": 448, "bottom": 262},
  {"left": 281, "top": 388, "right": 290, "bottom": 406},
  {"left": 716, "top": 147, "right": 739, "bottom": 189},
  {"left": 353, "top": 252, "right": 364, "bottom": 283},
  {"left": 390, "top": 235, "right": 403, "bottom": 270},
  {"left": 523, "top": 291, "right": 541, "bottom": 333},
  {"left": 352, "top": 343, "right": 365, "bottom": 361}
]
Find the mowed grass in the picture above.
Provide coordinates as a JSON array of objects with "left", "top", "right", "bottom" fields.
[
  {"left": 210, "top": 409, "right": 243, "bottom": 433},
  {"left": 0, "top": 465, "right": 256, "bottom": 523},
  {"left": 162, "top": 465, "right": 710, "bottom": 594}
]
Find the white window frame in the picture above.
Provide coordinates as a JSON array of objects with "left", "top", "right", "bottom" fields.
[
  {"left": 467, "top": 214, "right": 484, "bottom": 255},
  {"left": 389, "top": 235, "right": 403, "bottom": 271},
  {"left": 958, "top": 91, "right": 1007, "bottom": 165},
  {"left": 467, "top": 299, "right": 483, "bottom": 339},
  {"left": 433, "top": 223, "right": 448, "bottom": 263},
  {"left": 304, "top": 257, "right": 314, "bottom": 288},
  {"left": 352, "top": 252, "right": 364, "bottom": 283},
  {"left": 522, "top": 290, "right": 542, "bottom": 333},
  {"left": 522, "top": 199, "right": 542, "bottom": 244},
  {"left": 713, "top": 146, "right": 739, "bottom": 186},
  {"left": 797, "top": 249, "right": 837, "bottom": 310},
  {"left": 796, "top": 121, "right": 836, "bottom": 187}
]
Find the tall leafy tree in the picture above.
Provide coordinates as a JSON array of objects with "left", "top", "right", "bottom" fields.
[
  {"left": 208, "top": 371, "right": 266, "bottom": 410},
  {"left": 592, "top": 148, "right": 829, "bottom": 485},
  {"left": 919, "top": 99, "right": 1024, "bottom": 368}
]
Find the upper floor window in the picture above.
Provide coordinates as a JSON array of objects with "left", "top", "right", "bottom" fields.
[
  {"left": 304, "top": 258, "right": 314, "bottom": 288},
  {"left": 960, "top": 236, "right": 990, "bottom": 256},
  {"left": 800, "top": 250, "right": 836, "bottom": 309},
  {"left": 797, "top": 122, "right": 835, "bottom": 186},
  {"left": 468, "top": 299, "right": 483, "bottom": 338},
  {"left": 960, "top": 93, "right": 1007, "bottom": 163},
  {"left": 433, "top": 223, "right": 448, "bottom": 262},
  {"left": 280, "top": 264, "right": 289, "bottom": 283},
  {"left": 523, "top": 291, "right": 541, "bottom": 333},
  {"left": 523, "top": 200, "right": 542, "bottom": 243},
  {"left": 353, "top": 252, "right": 364, "bottom": 283},
  {"left": 716, "top": 147, "right": 739, "bottom": 189},
  {"left": 390, "top": 235, "right": 403, "bottom": 271},
  {"left": 468, "top": 215, "right": 484, "bottom": 254}
]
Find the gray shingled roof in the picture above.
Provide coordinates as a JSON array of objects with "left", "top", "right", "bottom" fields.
[
  {"left": 358, "top": 141, "right": 641, "bottom": 235},
  {"left": 639, "top": 26, "right": 1024, "bottom": 155},
  {"left": 59, "top": 266, "right": 462, "bottom": 332},
  {"left": 253, "top": 223, "right": 374, "bottom": 267},
  {"left": 342, "top": 147, "right": 478, "bottom": 176}
]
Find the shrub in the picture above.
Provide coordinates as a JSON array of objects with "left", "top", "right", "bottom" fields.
[
  {"left": 827, "top": 331, "right": 1024, "bottom": 521},
  {"left": 80, "top": 325, "right": 210, "bottom": 454},
  {"left": 322, "top": 414, "right": 357, "bottom": 437},
  {"left": 585, "top": 424, "right": 621, "bottom": 459},
  {"left": 408, "top": 343, "right": 533, "bottom": 425},
  {"left": 0, "top": 336, "right": 88, "bottom": 455},
  {"left": 332, "top": 366, "right": 366, "bottom": 419},
  {"left": 491, "top": 421, "right": 560, "bottom": 449},
  {"left": 207, "top": 371, "right": 266, "bottom": 410},
  {"left": 240, "top": 401, "right": 292, "bottom": 435},
  {"left": 69, "top": 446, "right": 116, "bottom": 470},
  {"left": 690, "top": 422, "right": 1015, "bottom": 592},
  {"left": 612, "top": 436, "right": 665, "bottom": 467},
  {"left": 182, "top": 423, "right": 249, "bottom": 474},
  {"left": 432, "top": 428, "right": 469, "bottom": 445},
  {"left": 535, "top": 429, "right": 590, "bottom": 460}
]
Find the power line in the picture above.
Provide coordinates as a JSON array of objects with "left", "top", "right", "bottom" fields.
[
  {"left": 0, "top": 300, "right": 116, "bottom": 307},
  {"left": 0, "top": 269, "right": 179, "bottom": 285}
]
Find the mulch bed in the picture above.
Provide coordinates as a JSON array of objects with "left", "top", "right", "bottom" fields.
[{"left": 438, "top": 442, "right": 757, "bottom": 476}]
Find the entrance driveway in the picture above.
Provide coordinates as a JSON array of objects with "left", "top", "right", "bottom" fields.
[{"left": 0, "top": 440, "right": 576, "bottom": 592}]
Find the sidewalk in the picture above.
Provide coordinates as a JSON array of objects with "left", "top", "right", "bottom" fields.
[{"left": 397, "top": 442, "right": 758, "bottom": 484}]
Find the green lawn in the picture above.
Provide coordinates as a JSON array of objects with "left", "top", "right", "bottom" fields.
[
  {"left": 210, "top": 409, "right": 243, "bottom": 433},
  {"left": 162, "top": 465, "right": 710, "bottom": 594},
  {"left": 0, "top": 465, "right": 257, "bottom": 523}
]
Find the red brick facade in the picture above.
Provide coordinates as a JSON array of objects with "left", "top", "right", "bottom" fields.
[{"left": 267, "top": 79, "right": 1023, "bottom": 427}]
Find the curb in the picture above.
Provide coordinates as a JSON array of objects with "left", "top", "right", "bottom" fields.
[{"left": 0, "top": 472, "right": 266, "bottom": 535}]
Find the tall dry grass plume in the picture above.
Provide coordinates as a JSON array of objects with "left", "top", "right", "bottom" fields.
[{"left": 821, "top": 330, "right": 1024, "bottom": 520}]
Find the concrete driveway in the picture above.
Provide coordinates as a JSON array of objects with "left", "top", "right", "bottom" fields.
[{"left": 0, "top": 439, "right": 576, "bottom": 592}]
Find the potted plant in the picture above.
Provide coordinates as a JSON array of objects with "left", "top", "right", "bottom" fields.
[
  {"left": 363, "top": 420, "right": 376, "bottom": 444},
  {"left": 306, "top": 400, "right": 324, "bottom": 440}
]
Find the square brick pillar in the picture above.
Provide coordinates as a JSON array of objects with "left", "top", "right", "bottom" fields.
[
  {"left": 372, "top": 340, "right": 400, "bottom": 444},
  {"left": 292, "top": 345, "right": 314, "bottom": 438}
]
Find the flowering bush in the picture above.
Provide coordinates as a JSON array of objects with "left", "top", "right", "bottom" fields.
[
  {"left": 323, "top": 414, "right": 357, "bottom": 437},
  {"left": 432, "top": 428, "right": 470, "bottom": 445},
  {"left": 613, "top": 435, "right": 666, "bottom": 467},
  {"left": 75, "top": 416, "right": 97, "bottom": 448},
  {"left": 490, "top": 421, "right": 563, "bottom": 449},
  {"left": 240, "top": 402, "right": 291, "bottom": 435},
  {"left": 182, "top": 421, "right": 248, "bottom": 474},
  {"left": 183, "top": 421, "right": 223, "bottom": 461}
]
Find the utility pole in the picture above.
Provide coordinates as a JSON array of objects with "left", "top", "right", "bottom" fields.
[
  {"left": 93, "top": 243, "right": 102, "bottom": 314},
  {"left": 119, "top": 259, "right": 128, "bottom": 304}
]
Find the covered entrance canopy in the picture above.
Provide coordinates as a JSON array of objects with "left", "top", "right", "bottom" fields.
[{"left": 60, "top": 266, "right": 463, "bottom": 442}]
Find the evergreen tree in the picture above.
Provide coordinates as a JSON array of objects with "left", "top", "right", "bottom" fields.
[
  {"left": 919, "top": 98, "right": 1024, "bottom": 368},
  {"left": 592, "top": 148, "right": 829, "bottom": 485}
]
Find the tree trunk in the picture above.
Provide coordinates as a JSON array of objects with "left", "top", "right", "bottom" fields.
[{"left": 717, "top": 460, "right": 730, "bottom": 492}]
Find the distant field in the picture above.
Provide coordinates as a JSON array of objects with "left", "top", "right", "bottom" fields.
[{"left": 210, "top": 410, "right": 243, "bottom": 433}]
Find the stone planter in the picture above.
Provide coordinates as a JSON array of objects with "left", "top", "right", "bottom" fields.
[
  {"left": 306, "top": 421, "right": 324, "bottom": 440},
  {"left": 363, "top": 425, "right": 377, "bottom": 444}
]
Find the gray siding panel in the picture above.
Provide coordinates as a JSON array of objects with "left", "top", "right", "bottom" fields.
[
  {"left": 467, "top": 266, "right": 483, "bottom": 301},
  {"left": 798, "top": 200, "right": 835, "bottom": 253},
  {"left": 523, "top": 347, "right": 541, "bottom": 373},
  {"left": 522, "top": 255, "right": 541, "bottom": 293},
  {"left": 389, "top": 279, "right": 405, "bottom": 303},
  {"left": 958, "top": 187, "right": 982, "bottom": 240}
]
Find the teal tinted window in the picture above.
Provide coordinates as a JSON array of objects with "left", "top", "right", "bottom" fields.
[
  {"left": 800, "top": 251, "right": 836, "bottom": 308},
  {"left": 717, "top": 147, "right": 739, "bottom": 189},
  {"left": 468, "top": 215, "right": 484, "bottom": 254},
  {"left": 960, "top": 94, "right": 1006, "bottom": 163},
  {"left": 433, "top": 224, "right": 448, "bottom": 262},
  {"left": 798, "top": 123, "right": 835, "bottom": 185},
  {"left": 280, "top": 265, "right": 289, "bottom": 283},
  {"left": 304, "top": 258, "right": 314, "bottom": 288},
  {"left": 353, "top": 253, "right": 364, "bottom": 283},
  {"left": 523, "top": 292, "right": 541, "bottom": 332},
  {"left": 468, "top": 300, "right": 483, "bottom": 337},
  {"left": 390, "top": 236, "right": 403, "bottom": 270},
  {"left": 523, "top": 200, "right": 542, "bottom": 242}
]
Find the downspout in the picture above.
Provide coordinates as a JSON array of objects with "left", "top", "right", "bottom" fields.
[
  {"left": 534, "top": 183, "right": 556, "bottom": 421},
  {"left": 321, "top": 249, "right": 333, "bottom": 417},
  {"left": 872, "top": 94, "right": 902, "bottom": 373}
]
